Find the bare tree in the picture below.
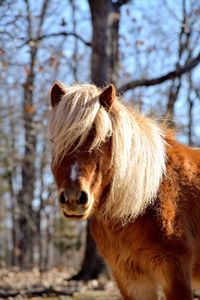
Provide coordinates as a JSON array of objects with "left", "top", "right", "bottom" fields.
[{"left": 14, "top": 0, "right": 50, "bottom": 267}]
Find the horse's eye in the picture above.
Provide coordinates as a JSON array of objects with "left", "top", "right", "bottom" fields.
[{"left": 50, "top": 138, "right": 54, "bottom": 144}]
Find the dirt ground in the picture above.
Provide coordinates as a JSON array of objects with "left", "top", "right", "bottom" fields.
[
  {"left": 0, "top": 267, "right": 121, "bottom": 299},
  {"left": 0, "top": 267, "right": 200, "bottom": 299}
]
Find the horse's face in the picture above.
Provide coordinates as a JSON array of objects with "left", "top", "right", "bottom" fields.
[
  {"left": 51, "top": 140, "right": 113, "bottom": 220},
  {"left": 50, "top": 83, "right": 115, "bottom": 220}
]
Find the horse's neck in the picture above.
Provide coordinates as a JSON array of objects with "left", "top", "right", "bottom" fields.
[
  {"left": 92, "top": 139, "right": 200, "bottom": 242},
  {"left": 165, "top": 139, "right": 200, "bottom": 179},
  {"left": 156, "top": 139, "right": 200, "bottom": 235},
  {"left": 91, "top": 209, "right": 161, "bottom": 263}
]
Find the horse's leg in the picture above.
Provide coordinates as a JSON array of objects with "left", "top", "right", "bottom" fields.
[
  {"left": 164, "top": 279, "right": 192, "bottom": 300},
  {"left": 120, "top": 282, "right": 158, "bottom": 300},
  {"left": 113, "top": 271, "right": 158, "bottom": 300},
  {"left": 160, "top": 258, "right": 192, "bottom": 300}
]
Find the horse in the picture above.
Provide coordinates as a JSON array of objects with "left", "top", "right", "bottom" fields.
[{"left": 48, "top": 81, "right": 200, "bottom": 300}]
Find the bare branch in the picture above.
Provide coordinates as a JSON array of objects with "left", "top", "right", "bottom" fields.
[
  {"left": 118, "top": 52, "right": 200, "bottom": 93},
  {"left": 18, "top": 31, "right": 91, "bottom": 48},
  {"left": 37, "top": 0, "right": 50, "bottom": 36},
  {"left": 114, "top": 0, "right": 130, "bottom": 7},
  {"left": 24, "top": 0, "right": 32, "bottom": 39}
]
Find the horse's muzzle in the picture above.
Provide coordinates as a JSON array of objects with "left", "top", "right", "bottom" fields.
[
  {"left": 59, "top": 190, "right": 88, "bottom": 205},
  {"left": 58, "top": 188, "right": 91, "bottom": 219}
]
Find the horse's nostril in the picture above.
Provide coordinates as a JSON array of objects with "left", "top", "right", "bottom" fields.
[
  {"left": 78, "top": 191, "right": 88, "bottom": 205},
  {"left": 60, "top": 191, "right": 66, "bottom": 204}
]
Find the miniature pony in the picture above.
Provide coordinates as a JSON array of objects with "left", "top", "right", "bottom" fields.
[{"left": 49, "top": 82, "right": 200, "bottom": 300}]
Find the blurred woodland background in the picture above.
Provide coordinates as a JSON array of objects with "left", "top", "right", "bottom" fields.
[{"left": 0, "top": 0, "right": 200, "bottom": 297}]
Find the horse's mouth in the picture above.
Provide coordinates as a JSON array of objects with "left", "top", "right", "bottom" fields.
[{"left": 63, "top": 211, "right": 85, "bottom": 219}]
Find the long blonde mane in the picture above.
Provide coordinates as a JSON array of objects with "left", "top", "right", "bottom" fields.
[{"left": 49, "top": 83, "right": 166, "bottom": 223}]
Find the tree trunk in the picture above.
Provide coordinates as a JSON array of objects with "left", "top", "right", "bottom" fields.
[
  {"left": 15, "top": 0, "right": 49, "bottom": 268},
  {"left": 16, "top": 46, "right": 37, "bottom": 267},
  {"left": 72, "top": 0, "right": 126, "bottom": 280},
  {"left": 70, "top": 221, "right": 103, "bottom": 280},
  {"left": 89, "top": 0, "right": 120, "bottom": 86},
  {"left": 166, "top": 77, "right": 181, "bottom": 123}
]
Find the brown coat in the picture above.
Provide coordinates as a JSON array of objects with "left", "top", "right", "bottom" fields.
[{"left": 92, "top": 140, "right": 200, "bottom": 300}]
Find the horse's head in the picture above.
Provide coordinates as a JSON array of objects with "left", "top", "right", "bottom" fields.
[{"left": 49, "top": 82, "right": 115, "bottom": 220}]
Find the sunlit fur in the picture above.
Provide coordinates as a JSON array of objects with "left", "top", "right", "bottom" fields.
[
  {"left": 49, "top": 82, "right": 200, "bottom": 299},
  {"left": 49, "top": 83, "right": 166, "bottom": 223}
]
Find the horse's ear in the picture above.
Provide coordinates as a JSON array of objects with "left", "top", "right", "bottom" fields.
[
  {"left": 99, "top": 84, "right": 116, "bottom": 110},
  {"left": 50, "top": 81, "right": 65, "bottom": 107}
]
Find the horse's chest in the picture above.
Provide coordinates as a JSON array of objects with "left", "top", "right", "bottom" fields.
[
  {"left": 91, "top": 219, "right": 151, "bottom": 277},
  {"left": 91, "top": 218, "right": 166, "bottom": 298}
]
